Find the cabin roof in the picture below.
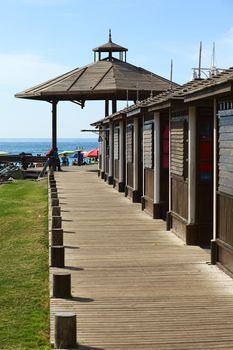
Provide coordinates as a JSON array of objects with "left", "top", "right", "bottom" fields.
[
  {"left": 183, "top": 67, "right": 233, "bottom": 101},
  {"left": 15, "top": 58, "right": 179, "bottom": 102}
]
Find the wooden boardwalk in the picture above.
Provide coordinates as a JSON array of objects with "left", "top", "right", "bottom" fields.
[{"left": 50, "top": 166, "right": 233, "bottom": 350}]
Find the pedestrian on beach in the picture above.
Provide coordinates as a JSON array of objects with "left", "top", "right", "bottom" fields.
[{"left": 46, "top": 147, "right": 61, "bottom": 171}]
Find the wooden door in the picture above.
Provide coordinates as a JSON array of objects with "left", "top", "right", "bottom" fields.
[{"left": 196, "top": 108, "right": 213, "bottom": 246}]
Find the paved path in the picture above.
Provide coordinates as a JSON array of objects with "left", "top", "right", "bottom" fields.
[{"left": 50, "top": 165, "right": 233, "bottom": 349}]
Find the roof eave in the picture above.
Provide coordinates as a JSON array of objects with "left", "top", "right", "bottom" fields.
[
  {"left": 148, "top": 97, "right": 184, "bottom": 112},
  {"left": 184, "top": 81, "right": 232, "bottom": 103}
]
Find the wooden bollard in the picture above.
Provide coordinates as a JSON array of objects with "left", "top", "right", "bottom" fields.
[
  {"left": 51, "top": 198, "right": 59, "bottom": 207},
  {"left": 50, "top": 187, "right": 57, "bottom": 193},
  {"left": 49, "top": 181, "right": 56, "bottom": 188},
  {"left": 54, "top": 312, "right": 77, "bottom": 349},
  {"left": 53, "top": 272, "right": 71, "bottom": 298},
  {"left": 51, "top": 246, "right": 64, "bottom": 267},
  {"left": 51, "top": 192, "right": 58, "bottom": 199},
  {"left": 51, "top": 228, "right": 63, "bottom": 246},
  {"left": 52, "top": 206, "right": 61, "bottom": 216},
  {"left": 52, "top": 216, "right": 62, "bottom": 229}
]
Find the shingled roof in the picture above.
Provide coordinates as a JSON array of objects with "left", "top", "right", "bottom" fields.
[
  {"left": 15, "top": 57, "right": 179, "bottom": 101},
  {"left": 15, "top": 31, "right": 182, "bottom": 103},
  {"left": 91, "top": 66, "right": 233, "bottom": 127},
  {"left": 184, "top": 67, "right": 233, "bottom": 102}
]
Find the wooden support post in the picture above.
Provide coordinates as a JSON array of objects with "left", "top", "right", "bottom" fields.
[
  {"left": 52, "top": 100, "right": 58, "bottom": 150},
  {"left": 154, "top": 112, "right": 160, "bottom": 204},
  {"left": 52, "top": 216, "right": 62, "bottom": 229},
  {"left": 51, "top": 246, "right": 64, "bottom": 267},
  {"left": 119, "top": 120, "right": 124, "bottom": 185},
  {"left": 133, "top": 117, "right": 139, "bottom": 192},
  {"left": 112, "top": 99, "right": 117, "bottom": 114},
  {"left": 188, "top": 106, "right": 196, "bottom": 224},
  {"left": 105, "top": 100, "right": 109, "bottom": 117},
  {"left": 51, "top": 198, "right": 59, "bottom": 207},
  {"left": 54, "top": 312, "right": 77, "bottom": 349},
  {"left": 53, "top": 273, "right": 71, "bottom": 298},
  {"left": 52, "top": 206, "right": 61, "bottom": 216},
  {"left": 51, "top": 228, "right": 63, "bottom": 246},
  {"left": 108, "top": 122, "right": 114, "bottom": 184}
]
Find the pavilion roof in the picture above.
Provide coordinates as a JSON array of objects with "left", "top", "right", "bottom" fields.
[{"left": 15, "top": 57, "right": 179, "bottom": 102}]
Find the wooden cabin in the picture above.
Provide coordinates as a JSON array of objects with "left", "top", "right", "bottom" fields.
[
  {"left": 144, "top": 83, "right": 214, "bottom": 246},
  {"left": 184, "top": 68, "right": 233, "bottom": 275}
]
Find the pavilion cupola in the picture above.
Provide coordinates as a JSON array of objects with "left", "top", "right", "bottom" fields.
[{"left": 93, "top": 29, "right": 128, "bottom": 62}]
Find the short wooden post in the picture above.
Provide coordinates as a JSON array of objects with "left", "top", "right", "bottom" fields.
[
  {"left": 51, "top": 192, "right": 58, "bottom": 199},
  {"left": 50, "top": 187, "right": 57, "bottom": 193},
  {"left": 51, "top": 198, "right": 59, "bottom": 207},
  {"left": 52, "top": 206, "right": 61, "bottom": 216},
  {"left": 51, "top": 246, "right": 64, "bottom": 267},
  {"left": 211, "top": 239, "right": 217, "bottom": 265},
  {"left": 53, "top": 272, "right": 71, "bottom": 298},
  {"left": 52, "top": 216, "right": 62, "bottom": 229},
  {"left": 51, "top": 228, "right": 63, "bottom": 246},
  {"left": 54, "top": 312, "right": 77, "bottom": 349},
  {"left": 49, "top": 180, "right": 56, "bottom": 186}
]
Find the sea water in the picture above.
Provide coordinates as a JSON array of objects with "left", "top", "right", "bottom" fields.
[{"left": 0, "top": 138, "right": 98, "bottom": 156}]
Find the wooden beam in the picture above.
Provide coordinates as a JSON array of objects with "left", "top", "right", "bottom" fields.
[{"left": 52, "top": 100, "right": 58, "bottom": 149}]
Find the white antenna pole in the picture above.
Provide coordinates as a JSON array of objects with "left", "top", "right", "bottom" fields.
[
  {"left": 198, "top": 41, "right": 202, "bottom": 79},
  {"left": 170, "top": 59, "right": 173, "bottom": 89},
  {"left": 212, "top": 42, "right": 215, "bottom": 67}
]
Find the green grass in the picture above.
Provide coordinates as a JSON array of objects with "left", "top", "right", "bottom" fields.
[{"left": 0, "top": 180, "right": 50, "bottom": 350}]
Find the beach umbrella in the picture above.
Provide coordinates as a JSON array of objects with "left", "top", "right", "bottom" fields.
[
  {"left": 58, "top": 150, "right": 77, "bottom": 156},
  {"left": 82, "top": 151, "right": 88, "bottom": 158},
  {"left": 86, "top": 149, "right": 98, "bottom": 158}
]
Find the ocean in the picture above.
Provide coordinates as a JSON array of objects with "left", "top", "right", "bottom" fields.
[{"left": 0, "top": 138, "right": 98, "bottom": 156}]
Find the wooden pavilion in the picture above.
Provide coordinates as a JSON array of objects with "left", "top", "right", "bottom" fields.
[{"left": 15, "top": 31, "right": 179, "bottom": 150}]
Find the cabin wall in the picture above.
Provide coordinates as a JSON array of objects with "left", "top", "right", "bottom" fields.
[
  {"left": 142, "top": 116, "right": 155, "bottom": 217},
  {"left": 215, "top": 101, "right": 233, "bottom": 275},
  {"left": 170, "top": 111, "right": 190, "bottom": 242}
]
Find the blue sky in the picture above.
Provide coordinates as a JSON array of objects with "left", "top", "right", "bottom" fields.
[{"left": 1, "top": 0, "right": 233, "bottom": 138}]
